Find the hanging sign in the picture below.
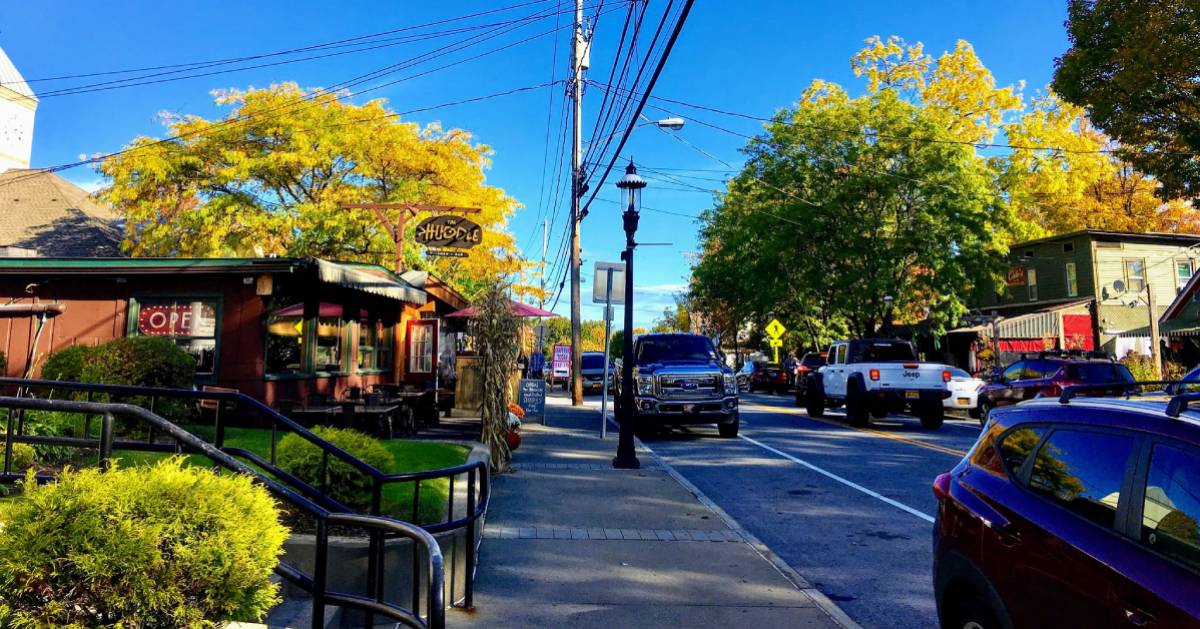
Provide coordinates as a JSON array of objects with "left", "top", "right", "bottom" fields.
[
  {"left": 415, "top": 215, "right": 483, "bottom": 249},
  {"left": 1006, "top": 266, "right": 1027, "bottom": 286}
]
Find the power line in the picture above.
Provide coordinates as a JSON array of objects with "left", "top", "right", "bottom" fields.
[
  {"left": 7, "top": 0, "right": 558, "bottom": 86},
  {"left": 0, "top": 3, "right": 610, "bottom": 190},
  {"left": 524, "top": 0, "right": 568, "bottom": 253},
  {"left": 579, "top": 0, "right": 695, "bottom": 216}
]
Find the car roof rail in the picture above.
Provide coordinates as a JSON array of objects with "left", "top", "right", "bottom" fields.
[
  {"left": 1057, "top": 380, "right": 1179, "bottom": 404},
  {"left": 1167, "top": 391, "right": 1200, "bottom": 418}
]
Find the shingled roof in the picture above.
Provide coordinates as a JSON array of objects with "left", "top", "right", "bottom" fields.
[{"left": 0, "top": 169, "right": 122, "bottom": 256}]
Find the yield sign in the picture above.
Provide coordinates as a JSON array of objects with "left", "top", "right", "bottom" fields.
[{"left": 765, "top": 319, "right": 787, "bottom": 339}]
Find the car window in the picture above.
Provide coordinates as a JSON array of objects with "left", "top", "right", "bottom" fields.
[
  {"left": 855, "top": 341, "right": 916, "bottom": 362},
  {"left": 801, "top": 354, "right": 826, "bottom": 368},
  {"left": 581, "top": 354, "right": 606, "bottom": 369},
  {"left": 1029, "top": 429, "right": 1136, "bottom": 529},
  {"left": 1023, "top": 359, "right": 1061, "bottom": 379},
  {"left": 998, "top": 426, "right": 1046, "bottom": 476},
  {"left": 948, "top": 367, "right": 971, "bottom": 379},
  {"left": 834, "top": 345, "right": 847, "bottom": 365},
  {"left": 1140, "top": 443, "right": 1200, "bottom": 572},
  {"left": 636, "top": 336, "right": 718, "bottom": 363},
  {"left": 1002, "top": 361, "right": 1025, "bottom": 381},
  {"left": 1066, "top": 362, "right": 1134, "bottom": 383}
]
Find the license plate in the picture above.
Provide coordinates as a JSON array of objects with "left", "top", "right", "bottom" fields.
[
  {"left": 956, "top": 397, "right": 970, "bottom": 406},
  {"left": 905, "top": 390, "right": 920, "bottom": 399}
]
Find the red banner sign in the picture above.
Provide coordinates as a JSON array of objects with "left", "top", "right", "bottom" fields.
[
  {"left": 137, "top": 302, "right": 216, "bottom": 337},
  {"left": 1005, "top": 266, "right": 1027, "bottom": 286}
]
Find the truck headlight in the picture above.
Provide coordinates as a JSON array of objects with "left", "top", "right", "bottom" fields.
[
  {"left": 637, "top": 375, "right": 654, "bottom": 395},
  {"left": 724, "top": 373, "right": 738, "bottom": 395}
]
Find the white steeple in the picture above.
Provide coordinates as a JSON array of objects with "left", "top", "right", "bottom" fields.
[{"left": 0, "top": 46, "right": 38, "bottom": 173}]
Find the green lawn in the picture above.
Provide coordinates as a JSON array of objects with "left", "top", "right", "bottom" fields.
[{"left": 89, "top": 426, "right": 469, "bottom": 525}]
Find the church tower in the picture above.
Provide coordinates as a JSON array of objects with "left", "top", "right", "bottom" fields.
[{"left": 0, "top": 46, "right": 37, "bottom": 173}]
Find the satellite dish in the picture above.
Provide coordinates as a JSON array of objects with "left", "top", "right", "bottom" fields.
[{"left": 1113, "top": 279, "right": 1127, "bottom": 294}]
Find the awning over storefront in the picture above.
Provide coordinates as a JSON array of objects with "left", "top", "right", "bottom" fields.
[
  {"left": 947, "top": 299, "right": 1093, "bottom": 341},
  {"left": 314, "top": 259, "right": 426, "bottom": 305},
  {"left": 1117, "top": 319, "right": 1200, "bottom": 338}
]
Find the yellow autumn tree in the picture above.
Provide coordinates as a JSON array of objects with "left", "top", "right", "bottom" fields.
[{"left": 98, "top": 83, "right": 540, "bottom": 298}]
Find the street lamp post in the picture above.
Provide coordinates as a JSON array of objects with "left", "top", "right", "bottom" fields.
[
  {"left": 882, "top": 294, "right": 895, "bottom": 337},
  {"left": 613, "top": 160, "right": 645, "bottom": 470}
]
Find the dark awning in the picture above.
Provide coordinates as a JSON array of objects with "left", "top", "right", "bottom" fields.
[{"left": 314, "top": 259, "right": 426, "bottom": 305}]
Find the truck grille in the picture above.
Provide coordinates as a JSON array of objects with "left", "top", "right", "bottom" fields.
[{"left": 657, "top": 374, "right": 719, "bottom": 399}]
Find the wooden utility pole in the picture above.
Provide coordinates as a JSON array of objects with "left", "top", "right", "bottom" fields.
[
  {"left": 1147, "top": 282, "right": 1162, "bottom": 379},
  {"left": 340, "top": 203, "right": 479, "bottom": 273},
  {"left": 569, "top": 0, "right": 586, "bottom": 405}
]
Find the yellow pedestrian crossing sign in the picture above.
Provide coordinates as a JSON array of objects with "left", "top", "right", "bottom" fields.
[{"left": 765, "top": 319, "right": 786, "bottom": 362}]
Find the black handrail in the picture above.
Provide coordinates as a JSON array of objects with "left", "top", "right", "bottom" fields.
[
  {"left": 0, "top": 376, "right": 489, "bottom": 611},
  {"left": 0, "top": 396, "right": 445, "bottom": 629}
]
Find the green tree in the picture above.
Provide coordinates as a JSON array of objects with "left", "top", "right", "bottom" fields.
[
  {"left": 1053, "top": 0, "right": 1200, "bottom": 202},
  {"left": 650, "top": 293, "right": 694, "bottom": 333},
  {"left": 691, "top": 87, "right": 1007, "bottom": 339},
  {"left": 99, "top": 83, "right": 532, "bottom": 297}
]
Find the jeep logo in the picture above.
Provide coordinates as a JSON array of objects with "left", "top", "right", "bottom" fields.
[{"left": 902, "top": 371, "right": 920, "bottom": 379}]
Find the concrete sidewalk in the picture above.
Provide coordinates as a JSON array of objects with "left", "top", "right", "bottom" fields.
[{"left": 450, "top": 394, "right": 851, "bottom": 628}]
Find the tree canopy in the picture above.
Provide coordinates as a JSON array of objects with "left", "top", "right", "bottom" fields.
[
  {"left": 1053, "top": 0, "right": 1200, "bottom": 202},
  {"left": 99, "top": 83, "right": 532, "bottom": 298}
]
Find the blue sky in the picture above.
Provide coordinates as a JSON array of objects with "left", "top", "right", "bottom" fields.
[{"left": 2, "top": 0, "right": 1068, "bottom": 326}]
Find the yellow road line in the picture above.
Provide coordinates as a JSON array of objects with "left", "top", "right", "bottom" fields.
[{"left": 741, "top": 399, "right": 968, "bottom": 458}]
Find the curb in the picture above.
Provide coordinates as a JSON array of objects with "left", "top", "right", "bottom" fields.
[{"left": 630, "top": 431, "right": 863, "bottom": 629}]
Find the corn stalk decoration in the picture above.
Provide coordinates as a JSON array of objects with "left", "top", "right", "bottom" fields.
[{"left": 474, "top": 281, "right": 519, "bottom": 472}]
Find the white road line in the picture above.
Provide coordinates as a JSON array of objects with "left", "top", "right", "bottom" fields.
[{"left": 737, "top": 434, "right": 936, "bottom": 524}]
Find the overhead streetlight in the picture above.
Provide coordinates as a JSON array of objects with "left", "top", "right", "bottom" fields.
[
  {"left": 613, "top": 159, "right": 646, "bottom": 470},
  {"left": 582, "top": 116, "right": 686, "bottom": 147}
]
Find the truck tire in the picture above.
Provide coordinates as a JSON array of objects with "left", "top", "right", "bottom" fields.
[
  {"left": 919, "top": 401, "right": 945, "bottom": 429},
  {"left": 805, "top": 375, "right": 826, "bottom": 418},
  {"left": 870, "top": 404, "right": 889, "bottom": 419},
  {"left": 717, "top": 414, "right": 740, "bottom": 438},
  {"left": 845, "top": 376, "right": 869, "bottom": 427}
]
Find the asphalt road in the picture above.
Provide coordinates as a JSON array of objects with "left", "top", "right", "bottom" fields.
[{"left": 631, "top": 391, "right": 987, "bottom": 629}]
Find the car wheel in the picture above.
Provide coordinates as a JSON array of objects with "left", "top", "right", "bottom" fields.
[
  {"left": 919, "top": 401, "right": 944, "bottom": 429},
  {"left": 977, "top": 399, "right": 993, "bottom": 427},
  {"left": 845, "top": 376, "right": 869, "bottom": 427},
  {"left": 943, "top": 589, "right": 1004, "bottom": 629},
  {"left": 717, "top": 415, "right": 739, "bottom": 438},
  {"left": 805, "top": 376, "right": 826, "bottom": 418}
]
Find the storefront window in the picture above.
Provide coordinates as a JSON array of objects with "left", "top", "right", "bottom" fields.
[
  {"left": 314, "top": 316, "right": 345, "bottom": 372},
  {"left": 265, "top": 307, "right": 305, "bottom": 375},
  {"left": 132, "top": 299, "right": 218, "bottom": 375},
  {"left": 357, "top": 320, "right": 395, "bottom": 372}
]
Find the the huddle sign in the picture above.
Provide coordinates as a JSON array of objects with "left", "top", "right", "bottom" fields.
[{"left": 414, "top": 215, "right": 483, "bottom": 249}]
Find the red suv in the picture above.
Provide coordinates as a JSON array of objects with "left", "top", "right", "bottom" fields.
[
  {"left": 933, "top": 390, "right": 1200, "bottom": 628},
  {"left": 977, "top": 355, "right": 1135, "bottom": 425}
]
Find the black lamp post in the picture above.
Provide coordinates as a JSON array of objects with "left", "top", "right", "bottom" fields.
[{"left": 613, "top": 160, "right": 645, "bottom": 470}]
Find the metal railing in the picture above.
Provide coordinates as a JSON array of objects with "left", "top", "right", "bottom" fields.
[
  {"left": 0, "top": 395, "right": 443, "bottom": 629},
  {"left": 0, "top": 377, "right": 492, "bottom": 623}
]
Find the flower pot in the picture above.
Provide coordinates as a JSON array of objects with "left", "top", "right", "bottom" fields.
[{"left": 506, "top": 429, "right": 522, "bottom": 450}]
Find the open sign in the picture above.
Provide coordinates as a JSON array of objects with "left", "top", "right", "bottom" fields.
[{"left": 137, "top": 302, "right": 216, "bottom": 337}]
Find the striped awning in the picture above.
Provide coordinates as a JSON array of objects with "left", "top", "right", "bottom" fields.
[{"left": 314, "top": 259, "right": 427, "bottom": 305}]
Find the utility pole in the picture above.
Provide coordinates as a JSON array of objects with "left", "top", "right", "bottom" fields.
[
  {"left": 540, "top": 218, "right": 548, "bottom": 310},
  {"left": 568, "top": 0, "right": 586, "bottom": 406},
  {"left": 1147, "top": 282, "right": 1162, "bottom": 379}
]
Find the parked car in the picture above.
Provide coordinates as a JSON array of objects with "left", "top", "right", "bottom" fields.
[
  {"left": 735, "top": 360, "right": 773, "bottom": 392},
  {"left": 791, "top": 352, "right": 828, "bottom": 403},
  {"left": 579, "top": 351, "right": 614, "bottom": 394},
  {"left": 932, "top": 391, "right": 1200, "bottom": 628},
  {"left": 615, "top": 333, "right": 739, "bottom": 437},
  {"left": 977, "top": 355, "right": 1136, "bottom": 425},
  {"left": 748, "top": 362, "right": 789, "bottom": 393},
  {"left": 943, "top": 367, "right": 985, "bottom": 418},
  {"left": 806, "top": 338, "right": 950, "bottom": 429}
]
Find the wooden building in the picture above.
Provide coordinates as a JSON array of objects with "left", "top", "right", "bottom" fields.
[{"left": 0, "top": 257, "right": 466, "bottom": 405}]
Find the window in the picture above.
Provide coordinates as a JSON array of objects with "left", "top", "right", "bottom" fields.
[
  {"left": 1063, "top": 242, "right": 1075, "bottom": 253},
  {"left": 1125, "top": 259, "right": 1147, "bottom": 293},
  {"left": 1066, "top": 262, "right": 1079, "bottom": 297},
  {"left": 132, "top": 298, "right": 218, "bottom": 376},
  {"left": 1140, "top": 443, "right": 1200, "bottom": 572},
  {"left": 265, "top": 306, "right": 305, "bottom": 375},
  {"left": 835, "top": 344, "right": 848, "bottom": 365},
  {"left": 1066, "top": 362, "right": 1136, "bottom": 384},
  {"left": 407, "top": 320, "right": 435, "bottom": 374},
  {"left": 1022, "top": 359, "right": 1061, "bottom": 380},
  {"left": 357, "top": 320, "right": 393, "bottom": 372},
  {"left": 1001, "top": 361, "right": 1026, "bottom": 382},
  {"left": 1029, "top": 429, "right": 1136, "bottom": 528},
  {"left": 314, "top": 315, "right": 346, "bottom": 372},
  {"left": 998, "top": 426, "right": 1046, "bottom": 476},
  {"left": 855, "top": 340, "right": 916, "bottom": 362},
  {"left": 1024, "top": 250, "right": 1034, "bottom": 258},
  {"left": 1027, "top": 268, "right": 1039, "bottom": 301},
  {"left": 1177, "top": 260, "right": 1194, "bottom": 290}
]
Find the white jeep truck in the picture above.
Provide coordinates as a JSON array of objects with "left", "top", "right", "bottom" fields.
[{"left": 804, "top": 338, "right": 950, "bottom": 429}]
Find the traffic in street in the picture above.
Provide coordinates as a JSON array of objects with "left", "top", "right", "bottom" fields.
[{"left": 633, "top": 392, "right": 981, "bottom": 629}]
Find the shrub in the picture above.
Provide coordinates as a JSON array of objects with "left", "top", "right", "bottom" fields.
[
  {"left": 1121, "top": 351, "right": 1185, "bottom": 383},
  {"left": 2, "top": 442, "right": 35, "bottom": 471},
  {"left": 40, "top": 344, "right": 89, "bottom": 382},
  {"left": 276, "top": 426, "right": 394, "bottom": 510},
  {"left": 21, "top": 411, "right": 82, "bottom": 464},
  {"left": 80, "top": 336, "right": 196, "bottom": 389},
  {"left": 0, "top": 460, "right": 287, "bottom": 627}
]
